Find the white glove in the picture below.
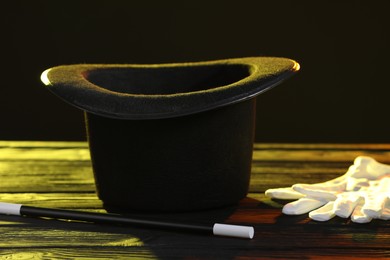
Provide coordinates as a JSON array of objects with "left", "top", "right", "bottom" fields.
[{"left": 265, "top": 156, "right": 390, "bottom": 223}]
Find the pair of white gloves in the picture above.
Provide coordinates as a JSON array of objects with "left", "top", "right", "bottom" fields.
[{"left": 265, "top": 156, "right": 390, "bottom": 223}]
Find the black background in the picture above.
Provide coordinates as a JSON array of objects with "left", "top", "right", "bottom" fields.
[{"left": 2, "top": 0, "right": 389, "bottom": 142}]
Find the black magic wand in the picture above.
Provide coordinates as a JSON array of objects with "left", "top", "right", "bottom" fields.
[{"left": 0, "top": 202, "right": 254, "bottom": 239}]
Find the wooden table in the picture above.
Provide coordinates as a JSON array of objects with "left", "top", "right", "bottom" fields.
[{"left": 1, "top": 141, "right": 390, "bottom": 259}]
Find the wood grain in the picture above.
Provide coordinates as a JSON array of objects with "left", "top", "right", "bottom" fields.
[{"left": 0, "top": 141, "right": 390, "bottom": 259}]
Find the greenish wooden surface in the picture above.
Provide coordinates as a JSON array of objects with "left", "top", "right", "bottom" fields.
[{"left": 1, "top": 142, "right": 390, "bottom": 259}]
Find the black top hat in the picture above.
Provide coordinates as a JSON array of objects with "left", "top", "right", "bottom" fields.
[
  {"left": 40, "top": 57, "right": 299, "bottom": 212},
  {"left": 41, "top": 57, "right": 299, "bottom": 120}
]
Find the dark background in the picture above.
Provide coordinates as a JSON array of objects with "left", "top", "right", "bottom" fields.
[{"left": 2, "top": 0, "right": 389, "bottom": 142}]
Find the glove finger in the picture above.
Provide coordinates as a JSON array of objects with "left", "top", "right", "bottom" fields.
[
  {"left": 379, "top": 196, "right": 390, "bottom": 220},
  {"left": 309, "top": 201, "right": 336, "bottom": 221},
  {"left": 351, "top": 200, "right": 373, "bottom": 223},
  {"left": 334, "top": 192, "right": 362, "bottom": 218},
  {"left": 352, "top": 156, "right": 390, "bottom": 180},
  {"left": 282, "top": 198, "right": 327, "bottom": 215},
  {"left": 351, "top": 156, "right": 373, "bottom": 179},
  {"left": 293, "top": 184, "right": 339, "bottom": 201},
  {"left": 265, "top": 187, "right": 305, "bottom": 200},
  {"left": 362, "top": 193, "right": 388, "bottom": 218},
  {"left": 291, "top": 169, "right": 352, "bottom": 200}
]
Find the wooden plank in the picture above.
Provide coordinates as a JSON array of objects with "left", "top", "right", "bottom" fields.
[
  {"left": 250, "top": 161, "right": 348, "bottom": 191},
  {"left": 0, "top": 193, "right": 102, "bottom": 210},
  {"left": 0, "top": 248, "right": 388, "bottom": 259},
  {"left": 0, "top": 147, "right": 90, "bottom": 161},
  {"left": 0, "top": 249, "right": 156, "bottom": 260},
  {"left": 0, "top": 225, "right": 146, "bottom": 248},
  {"left": 0, "top": 161, "right": 95, "bottom": 192},
  {"left": 3, "top": 141, "right": 390, "bottom": 150},
  {"left": 0, "top": 141, "right": 88, "bottom": 148},
  {"left": 254, "top": 143, "right": 390, "bottom": 150},
  {"left": 252, "top": 149, "right": 390, "bottom": 163},
  {"left": 0, "top": 250, "right": 158, "bottom": 260}
]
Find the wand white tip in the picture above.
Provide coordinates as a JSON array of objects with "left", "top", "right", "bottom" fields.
[
  {"left": 0, "top": 202, "right": 22, "bottom": 215},
  {"left": 213, "top": 223, "right": 254, "bottom": 239}
]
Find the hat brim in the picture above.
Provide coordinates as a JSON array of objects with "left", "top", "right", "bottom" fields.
[{"left": 41, "top": 57, "right": 299, "bottom": 119}]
